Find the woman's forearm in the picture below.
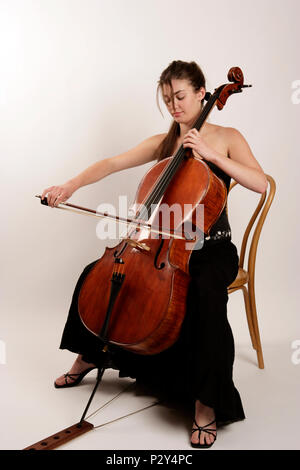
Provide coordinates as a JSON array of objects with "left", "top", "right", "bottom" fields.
[
  {"left": 41, "top": 135, "right": 162, "bottom": 207},
  {"left": 67, "top": 157, "right": 114, "bottom": 191},
  {"left": 211, "top": 152, "right": 268, "bottom": 194}
]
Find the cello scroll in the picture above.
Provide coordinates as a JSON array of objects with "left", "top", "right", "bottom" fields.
[{"left": 215, "top": 66, "right": 252, "bottom": 110}]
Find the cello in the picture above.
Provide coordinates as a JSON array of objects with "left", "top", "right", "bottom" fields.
[
  {"left": 77, "top": 66, "right": 250, "bottom": 355},
  {"left": 27, "top": 66, "right": 251, "bottom": 450}
]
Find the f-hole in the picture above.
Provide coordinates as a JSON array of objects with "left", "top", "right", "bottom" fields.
[
  {"left": 154, "top": 238, "right": 165, "bottom": 270},
  {"left": 114, "top": 242, "right": 127, "bottom": 258}
]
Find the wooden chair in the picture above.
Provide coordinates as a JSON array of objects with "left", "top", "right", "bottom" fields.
[{"left": 227, "top": 175, "right": 276, "bottom": 369}]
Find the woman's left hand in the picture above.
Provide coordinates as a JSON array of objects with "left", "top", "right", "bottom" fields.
[{"left": 182, "top": 128, "right": 215, "bottom": 161}]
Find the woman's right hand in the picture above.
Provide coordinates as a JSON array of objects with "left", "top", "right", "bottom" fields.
[{"left": 41, "top": 181, "right": 77, "bottom": 207}]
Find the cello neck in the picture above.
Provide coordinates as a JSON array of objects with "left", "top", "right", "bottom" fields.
[
  {"left": 192, "top": 88, "right": 224, "bottom": 133},
  {"left": 136, "top": 88, "right": 224, "bottom": 221}
]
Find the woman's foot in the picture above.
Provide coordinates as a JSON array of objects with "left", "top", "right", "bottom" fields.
[
  {"left": 191, "top": 400, "right": 217, "bottom": 447},
  {"left": 55, "top": 354, "right": 97, "bottom": 387}
]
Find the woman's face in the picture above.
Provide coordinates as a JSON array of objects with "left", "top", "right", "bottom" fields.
[{"left": 162, "top": 79, "right": 205, "bottom": 126}]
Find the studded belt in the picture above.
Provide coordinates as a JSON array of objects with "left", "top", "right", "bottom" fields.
[{"left": 205, "top": 229, "right": 231, "bottom": 242}]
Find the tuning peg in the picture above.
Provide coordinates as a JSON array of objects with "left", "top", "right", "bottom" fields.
[{"left": 229, "top": 89, "right": 242, "bottom": 94}]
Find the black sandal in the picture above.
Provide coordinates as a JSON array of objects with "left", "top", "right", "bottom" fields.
[
  {"left": 54, "top": 367, "right": 97, "bottom": 388},
  {"left": 191, "top": 418, "right": 217, "bottom": 449}
]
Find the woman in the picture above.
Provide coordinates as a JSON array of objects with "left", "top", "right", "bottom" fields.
[{"left": 42, "top": 60, "right": 267, "bottom": 448}]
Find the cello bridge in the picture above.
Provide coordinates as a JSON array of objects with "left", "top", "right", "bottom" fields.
[{"left": 123, "top": 238, "right": 150, "bottom": 252}]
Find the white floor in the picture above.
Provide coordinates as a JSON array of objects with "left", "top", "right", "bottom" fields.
[{"left": 1, "top": 328, "right": 299, "bottom": 450}]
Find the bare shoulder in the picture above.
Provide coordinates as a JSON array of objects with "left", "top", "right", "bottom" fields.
[
  {"left": 222, "top": 126, "right": 252, "bottom": 156},
  {"left": 222, "top": 126, "right": 247, "bottom": 142},
  {"left": 202, "top": 122, "right": 229, "bottom": 141},
  {"left": 205, "top": 123, "right": 241, "bottom": 141},
  {"left": 201, "top": 123, "right": 229, "bottom": 155},
  {"left": 221, "top": 126, "right": 264, "bottom": 171},
  {"left": 138, "top": 132, "right": 167, "bottom": 158},
  {"left": 147, "top": 132, "right": 167, "bottom": 147},
  {"left": 109, "top": 133, "right": 167, "bottom": 172},
  {"left": 207, "top": 124, "right": 252, "bottom": 154},
  {"left": 136, "top": 132, "right": 167, "bottom": 155}
]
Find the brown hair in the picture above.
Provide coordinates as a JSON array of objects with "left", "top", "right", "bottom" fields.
[{"left": 154, "top": 60, "right": 206, "bottom": 162}]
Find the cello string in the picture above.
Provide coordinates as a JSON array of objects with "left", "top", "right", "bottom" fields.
[
  {"left": 134, "top": 93, "right": 217, "bottom": 225},
  {"left": 116, "top": 92, "right": 218, "bottom": 241},
  {"left": 140, "top": 93, "right": 216, "bottom": 215},
  {"left": 118, "top": 149, "right": 185, "bottom": 239}
]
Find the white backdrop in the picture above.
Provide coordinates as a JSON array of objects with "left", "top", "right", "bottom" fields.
[{"left": 1, "top": 0, "right": 299, "bottom": 366}]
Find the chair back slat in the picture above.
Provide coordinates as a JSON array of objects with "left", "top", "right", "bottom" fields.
[
  {"left": 227, "top": 174, "right": 276, "bottom": 370},
  {"left": 247, "top": 175, "right": 276, "bottom": 278},
  {"left": 228, "top": 175, "right": 276, "bottom": 272}
]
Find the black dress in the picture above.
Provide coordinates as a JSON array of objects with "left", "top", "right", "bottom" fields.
[{"left": 59, "top": 161, "right": 246, "bottom": 427}]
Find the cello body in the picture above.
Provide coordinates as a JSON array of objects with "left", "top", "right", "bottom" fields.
[
  {"left": 78, "top": 155, "right": 226, "bottom": 355},
  {"left": 74, "top": 66, "right": 249, "bottom": 356}
]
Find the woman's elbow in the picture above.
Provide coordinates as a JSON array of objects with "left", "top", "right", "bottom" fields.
[{"left": 257, "top": 173, "right": 268, "bottom": 193}]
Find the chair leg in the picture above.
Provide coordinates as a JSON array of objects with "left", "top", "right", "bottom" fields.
[
  {"left": 248, "top": 280, "right": 265, "bottom": 369},
  {"left": 241, "top": 285, "right": 257, "bottom": 350}
]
